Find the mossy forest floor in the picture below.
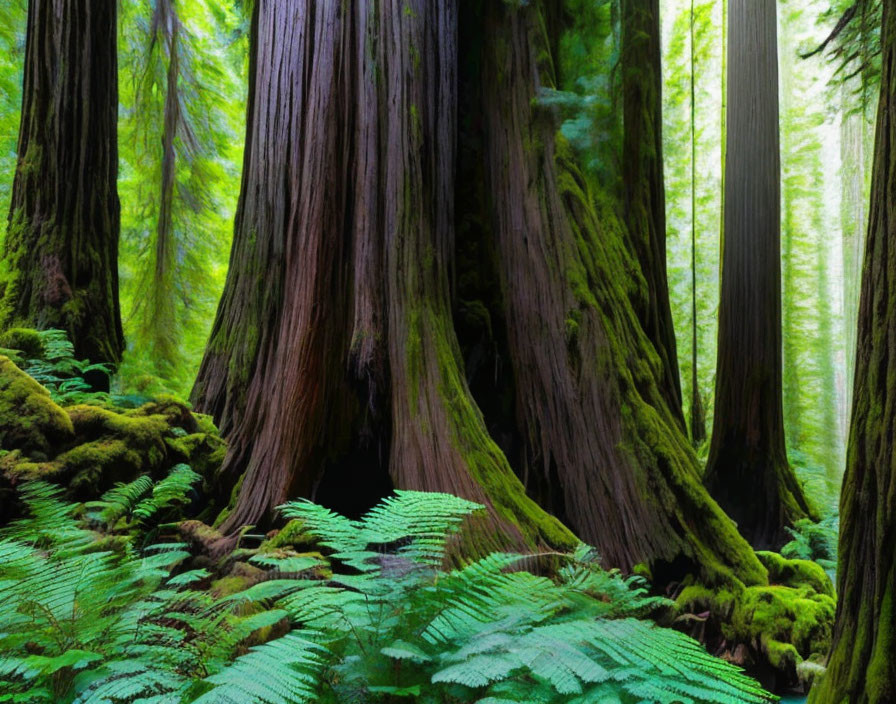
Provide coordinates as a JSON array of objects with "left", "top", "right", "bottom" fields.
[{"left": 0, "top": 329, "right": 837, "bottom": 699}]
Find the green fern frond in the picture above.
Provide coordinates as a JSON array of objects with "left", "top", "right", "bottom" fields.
[
  {"left": 132, "top": 464, "right": 201, "bottom": 524},
  {"left": 194, "top": 632, "right": 327, "bottom": 704},
  {"left": 86, "top": 474, "right": 155, "bottom": 527}
]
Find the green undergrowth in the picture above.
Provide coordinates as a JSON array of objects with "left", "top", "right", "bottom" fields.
[
  {"left": 0, "top": 327, "right": 829, "bottom": 699},
  {"left": 0, "top": 483, "right": 776, "bottom": 704},
  {"left": 0, "top": 329, "right": 225, "bottom": 516},
  {"left": 676, "top": 552, "right": 835, "bottom": 692}
]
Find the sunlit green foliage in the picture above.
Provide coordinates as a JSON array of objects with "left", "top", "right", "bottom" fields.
[
  {"left": 0, "top": 0, "right": 25, "bottom": 229},
  {"left": 117, "top": 0, "right": 247, "bottom": 396},
  {"left": 780, "top": 0, "right": 848, "bottom": 508},
  {"left": 662, "top": 0, "right": 853, "bottom": 511},
  {"left": 556, "top": 0, "right": 623, "bottom": 196},
  {"left": 661, "top": 0, "right": 722, "bottom": 448}
]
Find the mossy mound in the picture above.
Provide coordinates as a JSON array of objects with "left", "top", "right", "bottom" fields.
[
  {"left": 0, "top": 356, "right": 226, "bottom": 515},
  {"left": 0, "top": 328, "right": 43, "bottom": 359},
  {"left": 756, "top": 550, "right": 834, "bottom": 597},
  {"left": 676, "top": 551, "right": 836, "bottom": 692},
  {"left": 0, "top": 355, "right": 74, "bottom": 457}
]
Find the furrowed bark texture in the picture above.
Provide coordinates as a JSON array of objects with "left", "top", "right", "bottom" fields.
[
  {"left": 0, "top": 0, "right": 123, "bottom": 365},
  {"left": 197, "top": 0, "right": 766, "bottom": 584},
  {"left": 810, "top": 6, "right": 896, "bottom": 701},
  {"left": 193, "top": 0, "right": 570, "bottom": 549},
  {"left": 703, "top": 0, "right": 813, "bottom": 549},
  {"left": 475, "top": 1, "right": 763, "bottom": 583},
  {"left": 621, "top": 0, "right": 684, "bottom": 429}
]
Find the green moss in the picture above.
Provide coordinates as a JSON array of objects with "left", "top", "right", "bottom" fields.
[
  {"left": 756, "top": 550, "right": 834, "bottom": 597},
  {"left": 263, "top": 519, "right": 312, "bottom": 549},
  {"left": 166, "top": 432, "right": 226, "bottom": 479},
  {"left": 66, "top": 404, "right": 169, "bottom": 446},
  {"left": 727, "top": 585, "right": 835, "bottom": 670},
  {"left": 676, "top": 565, "right": 834, "bottom": 682},
  {"left": 212, "top": 471, "right": 244, "bottom": 529},
  {"left": 0, "top": 355, "right": 74, "bottom": 455},
  {"left": 0, "top": 328, "right": 43, "bottom": 358},
  {"left": 632, "top": 562, "right": 652, "bottom": 581}
]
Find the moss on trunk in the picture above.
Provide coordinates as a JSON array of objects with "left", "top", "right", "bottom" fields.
[
  {"left": 809, "top": 5, "right": 896, "bottom": 701},
  {"left": 0, "top": 0, "right": 123, "bottom": 365}
]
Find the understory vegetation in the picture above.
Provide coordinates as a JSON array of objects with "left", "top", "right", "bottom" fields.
[
  {"left": 0, "top": 417, "right": 771, "bottom": 703},
  {"left": 0, "top": 331, "right": 839, "bottom": 702}
]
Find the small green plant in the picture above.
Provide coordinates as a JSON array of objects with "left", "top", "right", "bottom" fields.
[
  {"left": 781, "top": 516, "right": 838, "bottom": 576},
  {"left": 12, "top": 329, "right": 111, "bottom": 404},
  {"left": 84, "top": 463, "right": 202, "bottom": 533}
]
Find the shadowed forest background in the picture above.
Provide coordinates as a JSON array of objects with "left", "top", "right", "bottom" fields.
[{"left": 0, "top": 0, "right": 892, "bottom": 702}]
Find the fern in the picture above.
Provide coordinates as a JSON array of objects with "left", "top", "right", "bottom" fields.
[
  {"left": 0, "top": 487, "right": 776, "bottom": 704},
  {"left": 85, "top": 465, "right": 201, "bottom": 534},
  {"left": 11, "top": 329, "right": 112, "bottom": 404},
  {"left": 193, "top": 632, "right": 327, "bottom": 704},
  {"left": 781, "top": 516, "right": 838, "bottom": 577}
]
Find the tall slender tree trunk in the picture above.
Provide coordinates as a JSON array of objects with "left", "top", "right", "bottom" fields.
[
  {"left": 688, "top": 0, "right": 706, "bottom": 446},
  {"left": 704, "top": 0, "right": 813, "bottom": 549},
  {"left": 142, "top": 0, "right": 182, "bottom": 375},
  {"left": 0, "top": 0, "right": 123, "bottom": 365},
  {"left": 840, "top": 83, "right": 869, "bottom": 421},
  {"left": 810, "top": 5, "right": 896, "bottom": 701},
  {"left": 196, "top": 0, "right": 766, "bottom": 589},
  {"left": 621, "top": 0, "right": 684, "bottom": 429}
]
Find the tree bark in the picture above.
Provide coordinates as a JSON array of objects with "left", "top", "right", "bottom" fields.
[
  {"left": 0, "top": 0, "right": 123, "bottom": 365},
  {"left": 810, "top": 5, "right": 896, "bottom": 700},
  {"left": 193, "top": 0, "right": 570, "bottom": 551},
  {"left": 196, "top": 0, "right": 766, "bottom": 588},
  {"left": 703, "top": 0, "right": 814, "bottom": 549},
  {"left": 621, "top": 0, "right": 684, "bottom": 429},
  {"left": 465, "top": 1, "right": 764, "bottom": 584}
]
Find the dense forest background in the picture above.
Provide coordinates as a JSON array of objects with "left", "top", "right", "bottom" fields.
[
  {"left": 0, "top": 0, "right": 891, "bottom": 701},
  {"left": 0, "top": 0, "right": 870, "bottom": 508},
  {"left": 0, "top": 0, "right": 868, "bottom": 508}
]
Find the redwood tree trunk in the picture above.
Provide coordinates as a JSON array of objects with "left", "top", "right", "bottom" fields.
[
  {"left": 193, "top": 0, "right": 570, "bottom": 550},
  {"left": 0, "top": 0, "right": 123, "bottom": 365},
  {"left": 810, "top": 5, "right": 896, "bottom": 701},
  {"left": 472, "top": 1, "right": 762, "bottom": 583},
  {"left": 703, "top": 0, "right": 813, "bottom": 549},
  {"left": 197, "top": 0, "right": 766, "bottom": 589},
  {"left": 621, "top": 0, "right": 684, "bottom": 429}
]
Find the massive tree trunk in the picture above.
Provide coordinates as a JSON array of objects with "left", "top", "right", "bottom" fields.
[
  {"left": 196, "top": 0, "right": 765, "bottom": 588},
  {"left": 703, "top": 0, "right": 813, "bottom": 549},
  {"left": 193, "top": 0, "right": 571, "bottom": 551},
  {"left": 810, "top": 5, "right": 896, "bottom": 701},
  {"left": 620, "top": 0, "right": 684, "bottom": 428},
  {"left": 0, "top": 0, "right": 123, "bottom": 365}
]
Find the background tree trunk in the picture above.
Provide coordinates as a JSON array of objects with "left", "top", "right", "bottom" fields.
[
  {"left": 703, "top": 0, "right": 813, "bottom": 549},
  {"left": 0, "top": 0, "right": 123, "bottom": 365},
  {"left": 810, "top": 4, "right": 896, "bottom": 700},
  {"left": 621, "top": 0, "right": 684, "bottom": 428}
]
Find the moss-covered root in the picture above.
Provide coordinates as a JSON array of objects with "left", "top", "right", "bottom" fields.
[{"left": 676, "top": 552, "right": 835, "bottom": 690}]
